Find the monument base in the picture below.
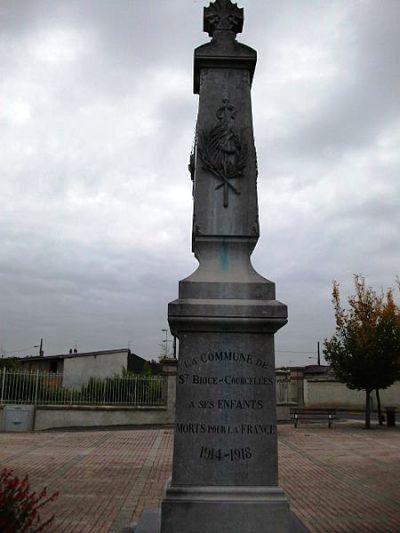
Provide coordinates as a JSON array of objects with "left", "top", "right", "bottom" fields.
[{"left": 133, "top": 484, "right": 309, "bottom": 533}]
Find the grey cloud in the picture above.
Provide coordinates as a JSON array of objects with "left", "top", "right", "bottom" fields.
[{"left": 284, "top": 1, "right": 400, "bottom": 155}]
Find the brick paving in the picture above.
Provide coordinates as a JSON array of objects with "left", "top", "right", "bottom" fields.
[{"left": 0, "top": 423, "right": 399, "bottom": 532}]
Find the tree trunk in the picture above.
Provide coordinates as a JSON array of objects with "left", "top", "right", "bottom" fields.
[
  {"left": 376, "top": 389, "right": 383, "bottom": 425},
  {"left": 365, "top": 389, "right": 371, "bottom": 429}
]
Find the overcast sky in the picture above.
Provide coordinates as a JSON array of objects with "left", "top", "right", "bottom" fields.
[{"left": 1, "top": 0, "right": 399, "bottom": 365}]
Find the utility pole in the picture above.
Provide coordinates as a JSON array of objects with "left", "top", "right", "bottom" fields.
[
  {"left": 317, "top": 341, "right": 321, "bottom": 366},
  {"left": 34, "top": 339, "right": 44, "bottom": 357}
]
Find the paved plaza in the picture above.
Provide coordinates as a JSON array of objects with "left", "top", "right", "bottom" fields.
[{"left": 0, "top": 423, "right": 399, "bottom": 532}]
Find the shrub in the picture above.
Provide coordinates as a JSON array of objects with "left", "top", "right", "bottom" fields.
[{"left": 0, "top": 468, "right": 58, "bottom": 532}]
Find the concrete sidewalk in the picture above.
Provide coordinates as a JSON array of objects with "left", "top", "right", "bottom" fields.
[{"left": 0, "top": 423, "right": 399, "bottom": 532}]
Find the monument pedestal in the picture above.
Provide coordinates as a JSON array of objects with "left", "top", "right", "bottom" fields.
[
  {"left": 135, "top": 280, "right": 309, "bottom": 532},
  {"left": 135, "top": 490, "right": 307, "bottom": 533},
  {"left": 156, "top": 279, "right": 300, "bottom": 533},
  {"left": 161, "top": 485, "right": 290, "bottom": 533}
]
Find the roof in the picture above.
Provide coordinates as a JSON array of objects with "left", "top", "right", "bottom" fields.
[
  {"left": 20, "top": 348, "right": 133, "bottom": 362},
  {"left": 303, "top": 365, "right": 331, "bottom": 375}
]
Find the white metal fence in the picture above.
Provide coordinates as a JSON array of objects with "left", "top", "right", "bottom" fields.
[{"left": 0, "top": 369, "right": 167, "bottom": 407}]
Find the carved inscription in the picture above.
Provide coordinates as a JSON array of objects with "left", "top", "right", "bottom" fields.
[
  {"left": 200, "top": 446, "right": 252, "bottom": 462},
  {"left": 183, "top": 351, "right": 271, "bottom": 369},
  {"left": 176, "top": 423, "right": 276, "bottom": 435},
  {"left": 178, "top": 348, "right": 276, "bottom": 465},
  {"left": 178, "top": 374, "right": 273, "bottom": 385},
  {"left": 188, "top": 399, "right": 263, "bottom": 409},
  {"left": 179, "top": 351, "right": 273, "bottom": 389}
]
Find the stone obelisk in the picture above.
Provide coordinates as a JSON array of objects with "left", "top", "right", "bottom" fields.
[{"left": 157, "top": 2, "right": 302, "bottom": 532}]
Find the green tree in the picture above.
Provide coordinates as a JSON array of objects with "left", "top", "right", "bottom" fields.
[
  {"left": 323, "top": 275, "right": 400, "bottom": 429},
  {"left": 0, "top": 357, "right": 22, "bottom": 370}
]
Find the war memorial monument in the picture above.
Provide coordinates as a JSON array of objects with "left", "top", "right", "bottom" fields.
[{"left": 135, "top": 1, "right": 306, "bottom": 531}]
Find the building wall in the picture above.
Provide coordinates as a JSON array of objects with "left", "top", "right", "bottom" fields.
[
  {"left": 305, "top": 379, "right": 400, "bottom": 409},
  {"left": 63, "top": 351, "right": 128, "bottom": 387}
]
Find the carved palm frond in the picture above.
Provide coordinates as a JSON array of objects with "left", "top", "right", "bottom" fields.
[{"left": 196, "top": 99, "right": 248, "bottom": 206}]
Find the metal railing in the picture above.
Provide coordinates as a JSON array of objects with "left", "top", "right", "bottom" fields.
[{"left": 0, "top": 369, "right": 167, "bottom": 407}]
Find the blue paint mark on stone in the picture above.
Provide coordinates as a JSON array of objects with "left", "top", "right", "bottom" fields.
[{"left": 220, "top": 242, "right": 229, "bottom": 272}]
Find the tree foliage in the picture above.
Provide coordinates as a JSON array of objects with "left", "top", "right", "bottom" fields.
[
  {"left": 324, "top": 275, "right": 400, "bottom": 428},
  {"left": 0, "top": 358, "right": 22, "bottom": 370}
]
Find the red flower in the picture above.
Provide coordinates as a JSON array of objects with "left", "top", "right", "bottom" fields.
[{"left": 0, "top": 468, "right": 58, "bottom": 532}]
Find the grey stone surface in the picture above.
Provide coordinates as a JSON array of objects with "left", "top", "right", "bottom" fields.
[
  {"left": 133, "top": 501, "right": 309, "bottom": 533},
  {"left": 131, "top": 508, "right": 160, "bottom": 533},
  {"left": 161, "top": 485, "right": 290, "bottom": 533}
]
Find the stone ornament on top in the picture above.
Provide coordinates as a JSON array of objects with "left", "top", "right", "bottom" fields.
[
  {"left": 203, "top": 0, "right": 244, "bottom": 37},
  {"left": 193, "top": 0, "right": 257, "bottom": 94}
]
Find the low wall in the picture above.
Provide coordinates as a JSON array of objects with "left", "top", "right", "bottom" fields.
[
  {"left": 305, "top": 379, "right": 400, "bottom": 410},
  {"left": 0, "top": 405, "right": 168, "bottom": 431},
  {"left": 34, "top": 405, "right": 169, "bottom": 431}
]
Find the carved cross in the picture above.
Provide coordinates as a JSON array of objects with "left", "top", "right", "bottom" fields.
[{"left": 204, "top": 0, "right": 244, "bottom": 38}]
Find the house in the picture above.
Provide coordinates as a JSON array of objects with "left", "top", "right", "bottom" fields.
[{"left": 19, "top": 348, "right": 149, "bottom": 387}]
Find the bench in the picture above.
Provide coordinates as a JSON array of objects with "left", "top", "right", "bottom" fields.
[{"left": 290, "top": 408, "right": 337, "bottom": 428}]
